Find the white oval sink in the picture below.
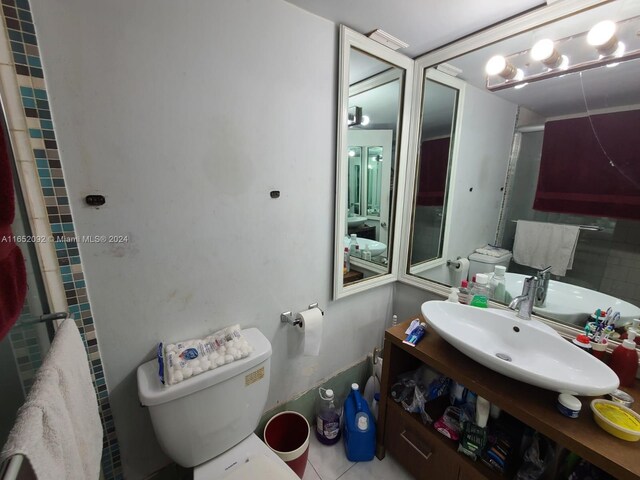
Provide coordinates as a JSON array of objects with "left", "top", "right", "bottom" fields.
[
  {"left": 343, "top": 236, "right": 386, "bottom": 257},
  {"left": 421, "top": 301, "right": 619, "bottom": 396},
  {"left": 347, "top": 215, "right": 367, "bottom": 227},
  {"left": 504, "top": 273, "right": 640, "bottom": 326}
]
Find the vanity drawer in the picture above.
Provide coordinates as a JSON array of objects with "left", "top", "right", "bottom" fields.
[{"left": 384, "top": 400, "right": 459, "bottom": 480}]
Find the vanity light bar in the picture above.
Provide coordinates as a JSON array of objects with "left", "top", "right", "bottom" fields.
[
  {"left": 367, "top": 29, "right": 409, "bottom": 51},
  {"left": 485, "top": 15, "right": 640, "bottom": 91}
]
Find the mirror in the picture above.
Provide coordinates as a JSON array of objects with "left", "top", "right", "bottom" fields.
[
  {"left": 334, "top": 27, "right": 413, "bottom": 299},
  {"left": 401, "top": 0, "right": 640, "bottom": 345},
  {"left": 408, "top": 71, "right": 462, "bottom": 272}
]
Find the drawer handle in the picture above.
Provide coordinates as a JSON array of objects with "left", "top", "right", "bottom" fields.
[{"left": 400, "top": 430, "right": 433, "bottom": 462}]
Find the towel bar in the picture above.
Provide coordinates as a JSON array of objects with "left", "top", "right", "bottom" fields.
[
  {"left": 18, "top": 311, "right": 69, "bottom": 326},
  {"left": 0, "top": 454, "right": 24, "bottom": 480},
  {"left": 510, "top": 220, "right": 603, "bottom": 232}
]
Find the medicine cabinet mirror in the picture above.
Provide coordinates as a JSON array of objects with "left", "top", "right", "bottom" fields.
[
  {"left": 404, "top": 70, "right": 464, "bottom": 276},
  {"left": 333, "top": 26, "right": 413, "bottom": 299},
  {"left": 399, "top": 0, "right": 640, "bottom": 347}
]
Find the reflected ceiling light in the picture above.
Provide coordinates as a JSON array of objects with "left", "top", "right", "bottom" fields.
[
  {"left": 360, "top": 115, "right": 370, "bottom": 126},
  {"left": 348, "top": 149, "right": 356, "bottom": 157},
  {"left": 531, "top": 39, "right": 563, "bottom": 68},
  {"left": 485, "top": 55, "right": 518, "bottom": 79},
  {"left": 485, "top": 14, "right": 640, "bottom": 91},
  {"left": 485, "top": 55, "right": 518, "bottom": 80},
  {"left": 587, "top": 20, "right": 619, "bottom": 55}
]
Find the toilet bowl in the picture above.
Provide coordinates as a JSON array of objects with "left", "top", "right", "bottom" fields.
[{"left": 137, "top": 328, "right": 298, "bottom": 479}]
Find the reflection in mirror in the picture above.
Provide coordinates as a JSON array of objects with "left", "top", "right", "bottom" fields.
[
  {"left": 409, "top": 76, "right": 459, "bottom": 269},
  {"left": 345, "top": 52, "right": 401, "bottom": 277},
  {"left": 404, "top": 0, "right": 640, "bottom": 348},
  {"left": 334, "top": 26, "right": 414, "bottom": 299},
  {"left": 347, "top": 146, "right": 362, "bottom": 216}
]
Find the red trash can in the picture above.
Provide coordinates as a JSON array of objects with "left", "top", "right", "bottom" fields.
[{"left": 263, "top": 411, "right": 310, "bottom": 478}]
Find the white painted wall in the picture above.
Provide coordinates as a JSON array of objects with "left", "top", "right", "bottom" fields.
[
  {"left": 29, "top": 1, "right": 394, "bottom": 478},
  {"left": 416, "top": 82, "right": 517, "bottom": 285}
]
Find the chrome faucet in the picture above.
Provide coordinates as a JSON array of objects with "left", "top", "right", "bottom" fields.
[
  {"left": 535, "top": 266, "right": 552, "bottom": 307},
  {"left": 509, "top": 276, "right": 539, "bottom": 320}
]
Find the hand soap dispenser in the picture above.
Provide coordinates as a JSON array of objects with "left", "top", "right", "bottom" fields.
[{"left": 610, "top": 330, "right": 639, "bottom": 387}]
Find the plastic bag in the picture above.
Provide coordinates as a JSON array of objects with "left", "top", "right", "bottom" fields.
[
  {"left": 516, "top": 432, "right": 555, "bottom": 480},
  {"left": 391, "top": 367, "right": 450, "bottom": 424}
]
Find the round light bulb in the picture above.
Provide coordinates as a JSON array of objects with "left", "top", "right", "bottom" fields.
[
  {"left": 587, "top": 20, "right": 617, "bottom": 47},
  {"left": 485, "top": 55, "right": 507, "bottom": 76},
  {"left": 559, "top": 55, "right": 569, "bottom": 70},
  {"left": 514, "top": 69, "right": 524, "bottom": 81},
  {"left": 360, "top": 115, "right": 370, "bottom": 126},
  {"left": 531, "top": 39, "right": 555, "bottom": 61}
]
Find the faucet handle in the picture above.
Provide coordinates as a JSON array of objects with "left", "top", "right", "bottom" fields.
[
  {"left": 522, "top": 276, "right": 538, "bottom": 295},
  {"left": 538, "top": 266, "right": 552, "bottom": 276}
]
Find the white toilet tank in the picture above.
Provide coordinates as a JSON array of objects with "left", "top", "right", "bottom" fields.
[
  {"left": 137, "top": 328, "right": 272, "bottom": 467},
  {"left": 468, "top": 251, "right": 512, "bottom": 280}
]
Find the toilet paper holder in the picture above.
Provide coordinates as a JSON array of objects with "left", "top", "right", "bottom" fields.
[
  {"left": 281, "top": 303, "right": 324, "bottom": 328},
  {"left": 447, "top": 257, "right": 462, "bottom": 268}
]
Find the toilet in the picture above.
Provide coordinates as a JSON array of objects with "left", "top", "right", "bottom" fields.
[
  {"left": 137, "top": 328, "right": 300, "bottom": 479},
  {"left": 468, "top": 250, "right": 512, "bottom": 280}
]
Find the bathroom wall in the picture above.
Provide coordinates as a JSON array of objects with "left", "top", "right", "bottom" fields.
[
  {"left": 414, "top": 81, "right": 518, "bottom": 285},
  {"left": 29, "top": 0, "right": 394, "bottom": 478}
]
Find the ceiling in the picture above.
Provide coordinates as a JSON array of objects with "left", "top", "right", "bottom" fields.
[{"left": 284, "top": 0, "right": 545, "bottom": 58}]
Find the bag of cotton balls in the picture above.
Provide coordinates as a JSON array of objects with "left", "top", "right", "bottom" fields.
[{"left": 157, "top": 324, "right": 253, "bottom": 385}]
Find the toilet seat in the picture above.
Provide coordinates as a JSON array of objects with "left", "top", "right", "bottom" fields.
[{"left": 193, "top": 433, "right": 299, "bottom": 480}]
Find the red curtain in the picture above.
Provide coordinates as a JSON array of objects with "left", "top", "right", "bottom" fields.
[
  {"left": 416, "top": 137, "right": 450, "bottom": 206},
  {"left": 533, "top": 109, "right": 640, "bottom": 220}
]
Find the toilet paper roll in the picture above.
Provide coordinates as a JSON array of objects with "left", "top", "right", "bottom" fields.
[
  {"left": 296, "top": 307, "right": 323, "bottom": 356},
  {"left": 453, "top": 257, "right": 470, "bottom": 285}
]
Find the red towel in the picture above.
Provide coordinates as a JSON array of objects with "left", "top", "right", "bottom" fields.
[
  {"left": 0, "top": 244, "right": 26, "bottom": 340},
  {"left": 0, "top": 116, "right": 27, "bottom": 340}
]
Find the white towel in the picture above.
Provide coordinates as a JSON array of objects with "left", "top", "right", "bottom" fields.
[
  {"left": 1, "top": 319, "right": 103, "bottom": 480},
  {"left": 513, "top": 220, "right": 580, "bottom": 276}
]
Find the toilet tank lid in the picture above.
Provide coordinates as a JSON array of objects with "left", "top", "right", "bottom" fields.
[
  {"left": 137, "top": 327, "right": 272, "bottom": 407},
  {"left": 469, "top": 251, "right": 512, "bottom": 264}
]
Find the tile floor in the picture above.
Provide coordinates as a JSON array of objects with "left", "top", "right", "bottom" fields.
[{"left": 302, "top": 433, "right": 413, "bottom": 480}]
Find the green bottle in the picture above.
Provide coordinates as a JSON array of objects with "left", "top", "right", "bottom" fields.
[{"left": 470, "top": 273, "right": 489, "bottom": 308}]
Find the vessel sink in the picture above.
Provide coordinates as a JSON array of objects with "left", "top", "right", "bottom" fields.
[
  {"left": 505, "top": 273, "right": 640, "bottom": 326},
  {"left": 347, "top": 215, "right": 367, "bottom": 227},
  {"left": 421, "top": 301, "right": 619, "bottom": 396},
  {"left": 343, "top": 236, "right": 386, "bottom": 257}
]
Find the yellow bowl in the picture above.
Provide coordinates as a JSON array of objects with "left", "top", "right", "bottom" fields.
[{"left": 590, "top": 399, "right": 640, "bottom": 442}]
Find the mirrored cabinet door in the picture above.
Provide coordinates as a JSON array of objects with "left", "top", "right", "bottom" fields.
[
  {"left": 334, "top": 27, "right": 413, "bottom": 299},
  {"left": 408, "top": 71, "right": 462, "bottom": 273}
]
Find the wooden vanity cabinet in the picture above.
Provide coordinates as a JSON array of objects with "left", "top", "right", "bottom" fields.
[{"left": 376, "top": 318, "right": 640, "bottom": 480}]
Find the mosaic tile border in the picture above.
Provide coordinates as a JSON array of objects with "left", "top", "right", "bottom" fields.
[{"left": 0, "top": 0, "right": 123, "bottom": 478}]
